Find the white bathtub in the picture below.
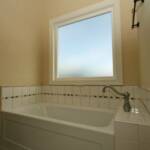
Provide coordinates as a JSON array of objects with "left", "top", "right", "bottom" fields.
[{"left": 1, "top": 103, "right": 115, "bottom": 150}]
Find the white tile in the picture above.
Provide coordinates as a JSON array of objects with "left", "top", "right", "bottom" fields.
[
  {"left": 1, "top": 87, "right": 13, "bottom": 97},
  {"left": 41, "top": 86, "right": 46, "bottom": 93},
  {"left": 47, "top": 86, "right": 52, "bottom": 93},
  {"left": 80, "top": 97, "right": 89, "bottom": 107},
  {"left": 142, "top": 89, "right": 150, "bottom": 112},
  {"left": 109, "top": 99, "right": 120, "bottom": 110},
  {"left": 21, "top": 87, "right": 29, "bottom": 95},
  {"left": 29, "top": 87, "right": 36, "bottom": 94},
  {"left": 35, "top": 95, "right": 42, "bottom": 103},
  {"left": 80, "top": 86, "right": 90, "bottom": 107},
  {"left": 133, "top": 87, "right": 141, "bottom": 99},
  {"left": 13, "top": 98, "right": 22, "bottom": 109},
  {"left": 139, "top": 125, "right": 150, "bottom": 143},
  {"left": 52, "top": 86, "right": 58, "bottom": 94},
  {"left": 72, "top": 97, "right": 81, "bottom": 107},
  {"left": 140, "top": 142, "right": 150, "bottom": 150},
  {"left": 115, "top": 140, "right": 138, "bottom": 150},
  {"left": 2, "top": 99, "right": 13, "bottom": 111},
  {"left": 72, "top": 86, "right": 81, "bottom": 95},
  {"left": 45, "top": 95, "right": 51, "bottom": 103},
  {"left": 64, "top": 86, "right": 73, "bottom": 105},
  {"left": 80, "top": 86, "right": 90, "bottom": 95},
  {"left": 99, "top": 99, "right": 109, "bottom": 109},
  {"left": 42, "top": 86, "right": 49, "bottom": 93},
  {"left": 51, "top": 86, "right": 58, "bottom": 104},
  {"left": 57, "top": 86, "right": 65, "bottom": 104},
  {"left": 35, "top": 86, "right": 41, "bottom": 94},
  {"left": 98, "top": 86, "right": 104, "bottom": 96},
  {"left": 115, "top": 121, "right": 138, "bottom": 141},
  {"left": 21, "top": 97, "right": 30, "bottom": 106},
  {"left": 90, "top": 97, "right": 99, "bottom": 108},
  {"left": 89, "top": 86, "right": 99, "bottom": 95},
  {"left": 13, "top": 87, "right": 22, "bottom": 96},
  {"left": 41, "top": 95, "right": 47, "bottom": 103},
  {"left": 72, "top": 86, "right": 81, "bottom": 106},
  {"left": 89, "top": 86, "right": 100, "bottom": 108}
]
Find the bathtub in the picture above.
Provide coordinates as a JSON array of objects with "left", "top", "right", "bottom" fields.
[{"left": 1, "top": 103, "right": 115, "bottom": 150}]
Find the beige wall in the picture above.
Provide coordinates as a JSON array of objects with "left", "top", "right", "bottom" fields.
[
  {"left": 138, "top": 0, "right": 150, "bottom": 90},
  {"left": 42, "top": 0, "right": 140, "bottom": 85},
  {"left": 0, "top": 0, "right": 43, "bottom": 86},
  {"left": 0, "top": 0, "right": 140, "bottom": 86}
]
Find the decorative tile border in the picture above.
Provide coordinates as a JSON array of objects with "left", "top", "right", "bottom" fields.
[
  {"left": 1, "top": 91, "right": 137, "bottom": 101},
  {"left": 41, "top": 85, "right": 140, "bottom": 100},
  {"left": 0, "top": 86, "right": 140, "bottom": 101},
  {"left": 1, "top": 93, "right": 41, "bottom": 100},
  {"left": 1, "top": 85, "right": 150, "bottom": 112},
  {"left": 41, "top": 92, "right": 136, "bottom": 100},
  {"left": 1, "top": 86, "right": 41, "bottom": 100}
]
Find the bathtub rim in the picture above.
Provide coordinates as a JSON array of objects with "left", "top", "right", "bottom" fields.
[{"left": 2, "top": 103, "right": 115, "bottom": 135}]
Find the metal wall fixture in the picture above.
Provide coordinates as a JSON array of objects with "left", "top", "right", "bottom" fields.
[{"left": 132, "top": 0, "right": 144, "bottom": 29}]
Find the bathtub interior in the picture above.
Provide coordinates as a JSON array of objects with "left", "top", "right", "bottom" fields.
[{"left": 14, "top": 103, "right": 115, "bottom": 127}]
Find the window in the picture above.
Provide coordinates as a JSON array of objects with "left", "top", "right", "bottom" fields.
[
  {"left": 58, "top": 12, "right": 113, "bottom": 78},
  {"left": 50, "top": 0, "right": 122, "bottom": 85}
]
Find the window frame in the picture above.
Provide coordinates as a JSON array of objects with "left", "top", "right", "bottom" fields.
[{"left": 49, "top": 0, "right": 122, "bottom": 85}]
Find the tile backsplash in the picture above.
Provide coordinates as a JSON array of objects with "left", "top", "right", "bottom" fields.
[
  {"left": 138, "top": 88, "right": 150, "bottom": 114},
  {"left": 1, "top": 85, "right": 150, "bottom": 113},
  {"left": 1, "top": 86, "right": 42, "bottom": 111}
]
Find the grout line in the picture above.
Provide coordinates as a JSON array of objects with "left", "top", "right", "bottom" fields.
[{"left": 1, "top": 92, "right": 138, "bottom": 101}]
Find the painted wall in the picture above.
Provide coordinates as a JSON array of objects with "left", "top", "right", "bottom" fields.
[
  {"left": 42, "top": 0, "right": 140, "bottom": 85},
  {"left": 138, "top": 0, "right": 150, "bottom": 90},
  {"left": 0, "top": 0, "right": 140, "bottom": 86},
  {"left": 0, "top": 0, "right": 43, "bottom": 86}
]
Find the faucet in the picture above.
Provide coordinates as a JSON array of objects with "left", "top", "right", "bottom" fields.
[{"left": 102, "top": 86, "right": 131, "bottom": 112}]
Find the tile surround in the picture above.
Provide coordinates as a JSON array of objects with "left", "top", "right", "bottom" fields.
[
  {"left": 40, "top": 85, "right": 148, "bottom": 111},
  {"left": 138, "top": 88, "right": 150, "bottom": 114},
  {"left": 1, "top": 86, "right": 42, "bottom": 111},
  {"left": 115, "top": 115, "right": 150, "bottom": 150},
  {"left": 1, "top": 85, "right": 150, "bottom": 112}
]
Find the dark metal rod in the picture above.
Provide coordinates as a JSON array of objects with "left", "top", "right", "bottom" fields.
[
  {"left": 132, "top": 0, "right": 144, "bottom": 29},
  {"left": 132, "top": 0, "right": 138, "bottom": 28}
]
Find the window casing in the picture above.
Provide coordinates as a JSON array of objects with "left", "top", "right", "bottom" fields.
[{"left": 50, "top": 0, "right": 122, "bottom": 85}]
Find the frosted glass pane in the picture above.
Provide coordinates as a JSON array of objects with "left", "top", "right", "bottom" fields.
[{"left": 57, "top": 12, "right": 113, "bottom": 78}]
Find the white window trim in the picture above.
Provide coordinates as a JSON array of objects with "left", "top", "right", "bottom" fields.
[{"left": 49, "top": 0, "right": 122, "bottom": 85}]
